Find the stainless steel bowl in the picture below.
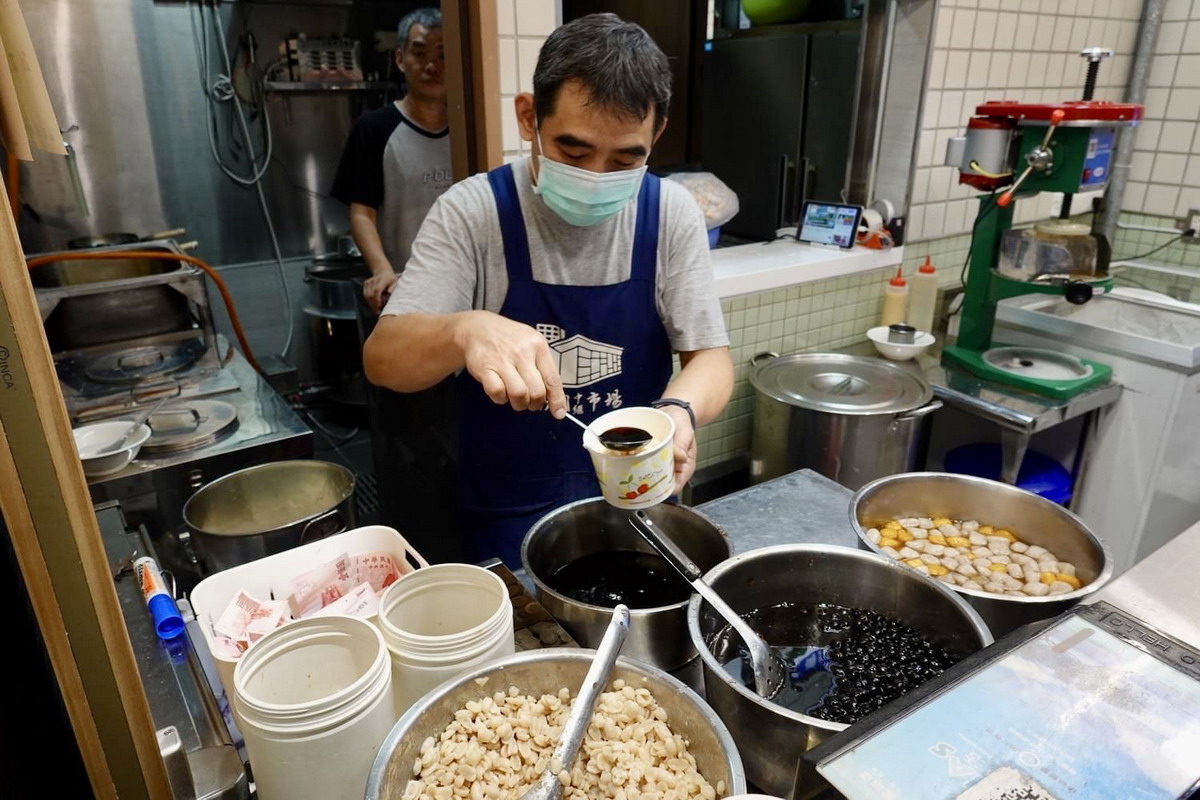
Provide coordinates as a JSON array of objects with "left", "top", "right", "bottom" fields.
[
  {"left": 364, "top": 649, "right": 747, "bottom": 800},
  {"left": 522, "top": 498, "right": 731, "bottom": 671},
  {"left": 850, "top": 472, "right": 1113, "bottom": 637},
  {"left": 687, "top": 544, "right": 993, "bottom": 797}
]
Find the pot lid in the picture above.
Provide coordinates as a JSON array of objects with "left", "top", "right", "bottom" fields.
[
  {"left": 140, "top": 399, "right": 238, "bottom": 455},
  {"left": 751, "top": 353, "right": 932, "bottom": 414},
  {"left": 84, "top": 343, "right": 199, "bottom": 384}
]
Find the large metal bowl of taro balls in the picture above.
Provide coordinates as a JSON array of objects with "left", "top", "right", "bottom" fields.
[{"left": 688, "top": 543, "right": 993, "bottom": 797}]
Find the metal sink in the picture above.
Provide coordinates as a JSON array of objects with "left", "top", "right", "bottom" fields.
[{"left": 996, "top": 293, "right": 1200, "bottom": 372}]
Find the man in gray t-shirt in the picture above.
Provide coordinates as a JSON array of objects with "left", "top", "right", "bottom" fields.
[
  {"left": 365, "top": 14, "right": 733, "bottom": 566},
  {"left": 332, "top": 8, "right": 452, "bottom": 313}
]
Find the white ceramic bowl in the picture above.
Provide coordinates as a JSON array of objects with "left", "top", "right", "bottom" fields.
[
  {"left": 72, "top": 421, "right": 152, "bottom": 477},
  {"left": 867, "top": 325, "right": 936, "bottom": 360}
]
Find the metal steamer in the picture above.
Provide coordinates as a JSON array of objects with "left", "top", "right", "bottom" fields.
[
  {"left": 942, "top": 48, "right": 1142, "bottom": 399},
  {"left": 32, "top": 239, "right": 236, "bottom": 421}
]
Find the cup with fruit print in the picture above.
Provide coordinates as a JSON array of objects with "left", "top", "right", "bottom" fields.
[{"left": 583, "top": 406, "right": 676, "bottom": 510}]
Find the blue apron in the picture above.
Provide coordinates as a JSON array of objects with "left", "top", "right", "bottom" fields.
[{"left": 457, "top": 164, "right": 673, "bottom": 568}]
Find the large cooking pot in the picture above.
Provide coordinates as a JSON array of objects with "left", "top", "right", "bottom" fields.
[
  {"left": 304, "top": 258, "right": 371, "bottom": 406},
  {"left": 851, "top": 472, "right": 1113, "bottom": 637},
  {"left": 749, "top": 352, "right": 942, "bottom": 489},
  {"left": 522, "top": 498, "right": 731, "bottom": 671},
  {"left": 183, "top": 460, "right": 357, "bottom": 574},
  {"left": 688, "top": 544, "right": 993, "bottom": 798}
]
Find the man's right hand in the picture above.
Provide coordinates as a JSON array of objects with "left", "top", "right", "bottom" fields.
[
  {"left": 363, "top": 272, "right": 399, "bottom": 314},
  {"left": 453, "top": 311, "right": 567, "bottom": 417}
]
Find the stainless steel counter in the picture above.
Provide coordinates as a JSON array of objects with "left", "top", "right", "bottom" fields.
[
  {"left": 838, "top": 340, "right": 1122, "bottom": 486},
  {"left": 1088, "top": 517, "right": 1200, "bottom": 651},
  {"left": 89, "top": 346, "right": 312, "bottom": 483},
  {"left": 87, "top": 347, "right": 313, "bottom": 582},
  {"left": 97, "top": 501, "right": 248, "bottom": 800}
]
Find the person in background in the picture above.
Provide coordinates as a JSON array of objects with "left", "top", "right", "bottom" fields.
[
  {"left": 364, "top": 14, "right": 734, "bottom": 568},
  {"left": 331, "top": 7, "right": 451, "bottom": 313}
]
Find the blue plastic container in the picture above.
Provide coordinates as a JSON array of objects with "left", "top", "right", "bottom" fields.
[
  {"left": 707, "top": 226, "right": 721, "bottom": 248},
  {"left": 944, "top": 443, "right": 1073, "bottom": 505}
]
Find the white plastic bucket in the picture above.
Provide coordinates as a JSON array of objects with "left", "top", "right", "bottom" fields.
[
  {"left": 233, "top": 616, "right": 396, "bottom": 800},
  {"left": 583, "top": 406, "right": 676, "bottom": 509},
  {"left": 378, "top": 564, "right": 514, "bottom": 713}
]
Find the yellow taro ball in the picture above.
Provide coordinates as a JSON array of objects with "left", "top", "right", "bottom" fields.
[
  {"left": 1056, "top": 574, "right": 1081, "bottom": 590},
  {"left": 879, "top": 537, "right": 901, "bottom": 549},
  {"left": 932, "top": 518, "right": 952, "bottom": 527},
  {"left": 927, "top": 564, "right": 949, "bottom": 576},
  {"left": 1040, "top": 572, "right": 1057, "bottom": 585},
  {"left": 928, "top": 534, "right": 947, "bottom": 545},
  {"left": 896, "top": 529, "right": 914, "bottom": 542}
]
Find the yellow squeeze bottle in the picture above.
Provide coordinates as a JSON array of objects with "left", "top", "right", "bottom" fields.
[
  {"left": 908, "top": 256, "right": 938, "bottom": 335},
  {"left": 880, "top": 267, "right": 909, "bottom": 327}
]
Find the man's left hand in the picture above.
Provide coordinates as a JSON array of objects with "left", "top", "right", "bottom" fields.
[{"left": 660, "top": 405, "right": 697, "bottom": 495}]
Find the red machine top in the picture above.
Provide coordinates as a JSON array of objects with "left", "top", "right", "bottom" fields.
[{"left": 974, "top": 100, "right": 1143, "bottom": 125}]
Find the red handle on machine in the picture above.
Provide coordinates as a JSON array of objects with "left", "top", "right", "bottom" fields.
[{"left": 997, "top": 109, "right": 1066, "bottom": 208}]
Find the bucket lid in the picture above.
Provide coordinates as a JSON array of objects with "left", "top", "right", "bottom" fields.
[{"left": 751, "top": 353, "right": 932, "bottom": 414}]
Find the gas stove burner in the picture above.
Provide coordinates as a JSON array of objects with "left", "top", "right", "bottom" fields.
[{"left": 84, "top": 343, "right": 199, "bottom": 384}]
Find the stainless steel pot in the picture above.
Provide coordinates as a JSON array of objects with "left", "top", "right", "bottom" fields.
[
  {"left": 366, "top": 649, "right": 747, "bottom": 800},
  {"left": 182, "top": 460, "right": 357, "bottom": 574},
  {"left": 749, "top": 352, "right": 942, "bottom": 490},
  {"left": 304, "top": 258, "right": 369, "bottom": 321},
  {"left": 851, "top": 472, "right": 1113, "bottom": 637},
  {"left": 687, "top": 544, "right": 993, "bottom": 798},
  {"left": 522, "top": 498, "right": 731, "bottom": 671}
]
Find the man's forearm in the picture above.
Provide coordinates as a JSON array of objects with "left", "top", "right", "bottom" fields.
[
  {"left": 363, "top": 313, "right": 467, "bottom": 392},
  {"left": 349, "top": 205, "right": 393, "bottom": 277},
  {"left": 662, "top": 347, "right": 734, "bottom": 427}
]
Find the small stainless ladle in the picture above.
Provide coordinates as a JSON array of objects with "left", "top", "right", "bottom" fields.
[
  {"left": 518, "top": 604, "right": 630, "bottom": 800},
  {"left": 628, "top": 510, "right": 787, "bottom": 699},
  {"left": 562, "top": 411, "right": 651, "bottom": 452}
]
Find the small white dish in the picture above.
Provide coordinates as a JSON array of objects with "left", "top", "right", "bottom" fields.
[
  {"left": 867, "top": 326, "right": 936, "bottom": 361},
  {"left": 72, "top": 421, "right": 152, "bottom": 477}
]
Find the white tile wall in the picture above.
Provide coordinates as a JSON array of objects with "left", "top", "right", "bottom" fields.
[
  {"left": 495, "top": 0, "right": 560, "bottom": 161},
  {"left": 909, "top": 0, "right": 1145, "bottom": 242},
  {"left": 1123, "top": 0, "right": 1200, "bottom": 220}
]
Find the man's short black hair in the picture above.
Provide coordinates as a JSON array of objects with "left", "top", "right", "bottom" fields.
[
  {"left": 533, "top": 13, "right": 672, "bottom": 132},
  {"left": 397, "top": 7, "right": 441, "bottom": 51}
]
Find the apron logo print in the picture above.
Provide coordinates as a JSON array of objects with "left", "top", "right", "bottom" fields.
[{"left": 537, "top": 324, "right": 623, "bottom": 389}]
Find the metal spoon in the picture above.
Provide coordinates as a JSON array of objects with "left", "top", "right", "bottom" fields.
[
  {"left": 518, "top": 604, "right": 630, "bottom": 800},
  {"left": 94, "top": 398, "right": 167, "bottom": 456},
  {"left": 562, "top": 411, "right": 652, "bottom": 453},
  {"left": 628, "top": 510, "right": 787, "bottom": 699}
]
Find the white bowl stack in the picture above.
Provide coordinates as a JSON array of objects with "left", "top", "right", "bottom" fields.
[{"left": 72, "top": 421, "right": 152, "bottom": 477}]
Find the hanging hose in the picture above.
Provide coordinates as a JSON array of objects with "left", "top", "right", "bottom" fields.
[{"left": 25, "top": 250, "right": 263, "bottom": 374}]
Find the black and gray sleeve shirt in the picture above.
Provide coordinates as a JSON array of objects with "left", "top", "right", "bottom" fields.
[{"left": 331, "top": 102, "right": 452, "bottom": 271}]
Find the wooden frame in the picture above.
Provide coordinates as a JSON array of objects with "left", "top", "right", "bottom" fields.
[
  {"left": 443, "top": 0, "right": 504, "bottom": 179},
  {"left": 0, "top": 192, "right": 169, "bottom": 796}
]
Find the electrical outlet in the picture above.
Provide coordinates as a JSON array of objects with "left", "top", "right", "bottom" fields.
[{"left": 1186, "top": 209, "right": 1200, "bottom": 241}]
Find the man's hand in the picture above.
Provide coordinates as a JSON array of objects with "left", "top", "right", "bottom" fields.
[
  {"left": 660, "top": 405, "right": 697, "bottom": 494},
  {"left": 453, "top": 311, "right": 568, "bottom": 416},
  {"left": 363, "top": 272, "right": 399, "bottom": 314}
]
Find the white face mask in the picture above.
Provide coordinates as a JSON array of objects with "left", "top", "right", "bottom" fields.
[{"left": 532, "top": 130, "right": 649, "bottom": 227}]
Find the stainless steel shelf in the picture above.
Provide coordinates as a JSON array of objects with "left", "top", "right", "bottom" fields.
[{"left": 263, "top": 80, "right": 392, "bottom": 93}]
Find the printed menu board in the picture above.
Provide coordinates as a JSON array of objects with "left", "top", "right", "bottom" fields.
[{"left": 818, "top": 613, "right": 1200, "bottom": 800}]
